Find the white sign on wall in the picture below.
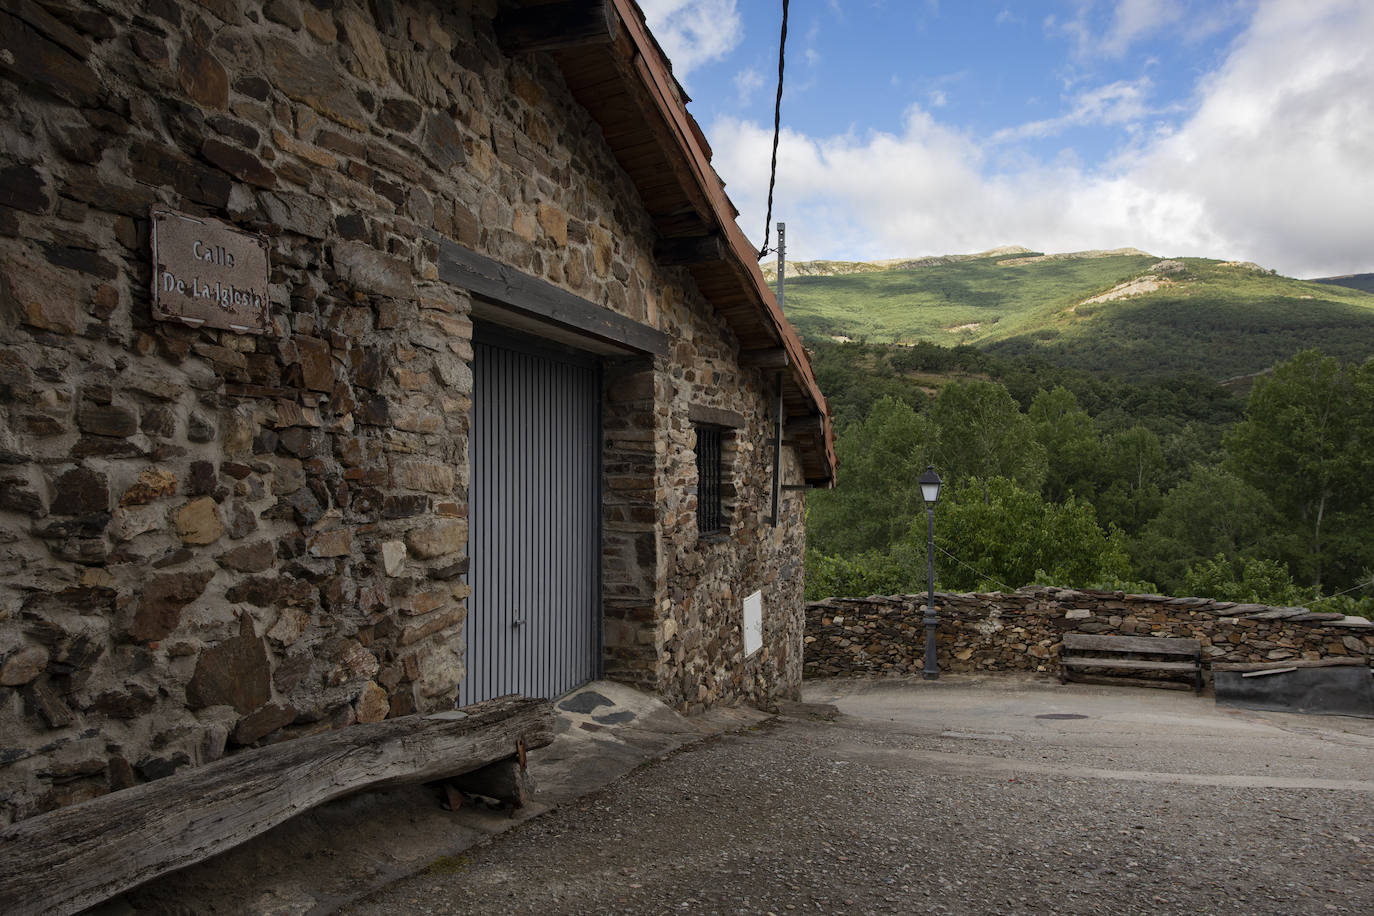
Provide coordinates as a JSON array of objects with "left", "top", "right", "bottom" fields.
[{"left": 743, "top": 590, "right": 763, "bottom": 657}]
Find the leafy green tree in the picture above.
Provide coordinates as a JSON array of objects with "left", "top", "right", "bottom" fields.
[
  {"left": 1183, "top": 554, "right": 1309, "bottom": 607},
  {"left": 803, "top": 548, "right": 916, "bottom": 601},
  {"left": 929, "top": 380, "right": 1047, "bottom": 496},
  {"left": 1224, "top": 350, "right": 1374, "bottom": 591},
  {"left": 1094, "top": 425, "right": 1165, "bottom": 533},
  {"left": 1131, "top": 466, "right": 1284, "bottom": 594},
  {"left": 917, "top": 477, "right": 1130, "bottom": 592},
  {"left": 806, "top": 396, "right": 934, "bottom": 556},
  {"left": 1028, "top": 386, "right": 1102, "bottom": 502}
]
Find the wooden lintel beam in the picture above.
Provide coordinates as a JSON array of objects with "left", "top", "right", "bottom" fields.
[
  {"left": 654, "top": 233, "right": 728, "bottom": 266},
  {"left": 739, "top": 348, "right": 789, "bottom": 369},
  {"left": 432, "top": 233, "right": 669, "bottom": 356},
  {"left": 495, "top": 0, "right": 618, "bottom": 54}
]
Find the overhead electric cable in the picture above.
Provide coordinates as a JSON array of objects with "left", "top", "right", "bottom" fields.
[{"left": 758, "top": 0, "right": 789, "bottom": 259}]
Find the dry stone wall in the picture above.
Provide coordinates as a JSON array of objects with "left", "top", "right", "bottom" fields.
[
  {"left": 0, "top": 0, "right": 809, "bottom": 823},
  {"left": 805, "top": 589, "right": 1374, "bottom": 679}
]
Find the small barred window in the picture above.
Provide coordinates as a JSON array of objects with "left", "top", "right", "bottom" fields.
[{"left": 695, "top": 424, "right": 723, "bottom": 536}]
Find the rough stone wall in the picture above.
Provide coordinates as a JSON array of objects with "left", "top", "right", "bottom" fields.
[
  {"left": 804, "top": 589, "right": 1374, "bottom": 679},
  {"left": 600, "top": 296, "right": 809, "bottom": 714},
  {"left": 656, "top": 290, "right": 808, "bottom": 713},
  {"left": 0, "top": 0, "right": 809, "bottom": 823}
]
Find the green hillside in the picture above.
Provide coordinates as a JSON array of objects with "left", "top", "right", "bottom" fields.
[{"left": 777, "top": 250, "right": 1374, "bottom": 379}]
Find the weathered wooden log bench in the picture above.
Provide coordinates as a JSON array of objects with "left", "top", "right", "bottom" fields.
[
  {"left": 0, "top": 695, "right": 555, "bottom": 916},
  {"left": 1059, "top": 634, "right": 1205, "bottom": 693}
]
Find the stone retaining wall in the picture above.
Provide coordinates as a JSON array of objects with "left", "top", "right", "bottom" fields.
[{"left": 804, "top": 589, "right": 1374, "bottom": 679}]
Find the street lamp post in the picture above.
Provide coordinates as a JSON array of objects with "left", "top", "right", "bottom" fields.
[{"left": 919, "top": 466, "right": 942, "bottom": 680}]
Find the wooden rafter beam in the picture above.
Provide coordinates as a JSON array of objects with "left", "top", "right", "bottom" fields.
[
  {"left": 654, "top": 233, "right": 728, "bottom": 266},
  {"left": 739, "top": 348, "right": 789, "bottom": 369},
  {"left": 495, "top": 0, "right": 618, "bottom": 54},
  {"left": 785, "top": 414, "right": 824, "bottom": 439}
]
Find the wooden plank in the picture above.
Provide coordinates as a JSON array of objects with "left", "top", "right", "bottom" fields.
[
  {"left": 1060, "top": 658, "right": 1202, "bottom": 672},
  {"left": 785, "top": 415, "right": 825, "bottom": 439},
  {"left": 433, "top": 235, "right": 669, "bottom": 356},
  {"left": 1062, "top": 673, "right": 1197, "bottom": 692},
  {"left": 655, "top": 233, "right": 728, "bottom": 266},
  {"left": 495, "top": 0, "right": 617, "bottom": 53},
  {"left": 739, "top": 347, "right": 789, "bottom": 369},
  {"left": 1061, "top": 633, "right": 1201, "bottom": 655},
  {"left": 1213, "top": 657, "right": 1370, "bottom": 672},
  {"left": 0, "top": 697, "right": 555, "bottom": 916}
]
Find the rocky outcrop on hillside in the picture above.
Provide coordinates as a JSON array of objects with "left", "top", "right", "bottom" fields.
[
  {"left": 761, "top": 246, "right": 1035, "bottom": 280},
  {"left": 995, "top": 247, "right": 1153, "bottom": 267}
]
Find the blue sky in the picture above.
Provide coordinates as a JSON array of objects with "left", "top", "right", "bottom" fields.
[{"left": 638, "top": 1, "right": 1374, "bottom": 278}]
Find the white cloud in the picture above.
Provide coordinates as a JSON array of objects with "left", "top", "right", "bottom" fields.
[
  {"left": 733, "top": 67, "right": 765, "bottom": 106},
  {"left": 638, "top": 0, "right": 743, "bottom": 79},
  {"left": 1101, "top": 0, "right": 1186, "bottom": 56},
  {"left": 1050, "top": 0, "right": 1248, "bottom": 58},
  {"left": 992, "top": 77, "right": 1156, "bottom": 142},
  {"left": 708, "top": 0, "right": 1374, "bottom": 278}
]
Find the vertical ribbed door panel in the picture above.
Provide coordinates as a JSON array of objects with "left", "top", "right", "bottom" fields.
[{"left": 461, "top": 334, "right": 600, "bottom": 705}]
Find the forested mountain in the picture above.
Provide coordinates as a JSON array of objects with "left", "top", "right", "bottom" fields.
[
  {"left": 774, "top": 249, "right": 1374, "bottom": 380},
  {"left": 1312, "top": 273, "right": 1374, "bottom": 295},
  {"left": 794, "top": 250, "right": 1374, "bottom": 617}
]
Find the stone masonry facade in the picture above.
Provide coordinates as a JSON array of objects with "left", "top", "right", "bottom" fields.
[
  {"left": 805, "top": 588, "right": 1374, "bottom": 680},
  {"left": 0, "top": 0, "right": 810, "bottom": 823}
]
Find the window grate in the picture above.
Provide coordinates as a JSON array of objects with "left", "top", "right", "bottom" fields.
[{"left": 696, "top": 424, "right": 723, "bottom": 535}]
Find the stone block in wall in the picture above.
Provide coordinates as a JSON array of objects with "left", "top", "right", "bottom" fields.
[
  {"left": 261, "top": 37, "right": 367, "bottom": 130},
  {"left": 405, "top": 519, "right": 466, "bottom": 559},
  {"left": 2, "top": 246, "right": 83, "bottom": 334},
  {"left": 130, "top": 569, "right": 215, "bottom": 642},
  {"left": 174, "top": 497, "right": 224, "bottom": 545},
  {"left": 185, "top": 616, "right": 271, "bottom": 715}
]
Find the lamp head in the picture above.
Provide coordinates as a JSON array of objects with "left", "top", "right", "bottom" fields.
[{"left": 919, "top": 466, "right": 942, "bottom": 505}]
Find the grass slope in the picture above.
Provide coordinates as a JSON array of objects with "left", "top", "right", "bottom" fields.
[{"left": 782, "top": 252, "right": 1374, "bottom": 379}]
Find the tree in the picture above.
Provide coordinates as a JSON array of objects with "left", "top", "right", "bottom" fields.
[
  {"left": 919, "top": 477, "right": 1131, "bottom": 592},
  {"left": 1224, "top": 350, "right": 1374, "bottom": 591},
  {"left": 1183, "top": 554, "right": 1308, "bottom": 607},
  {"left": 1131, "top": 466, "right": 1284, "bottom": 594},
  {"left": 1028, "top": 386, "right": 1102, "bottom": 502},
  {"left": 929, "top": 380, "right": 1046, "bottom": 496},
  {"left": 806, "top": 396, "right": 935, "bottom": 556},
  {"left": 1093, "top": 425, "right": 1166, "bottom": 534}
]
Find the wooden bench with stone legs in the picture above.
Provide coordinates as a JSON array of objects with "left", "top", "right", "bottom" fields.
[
  {"left": 1059, "top": 633, "right": 1205, "bottom": 694},
  {"left": 0, "top": 695, "right": 555, "bottom": 916}
]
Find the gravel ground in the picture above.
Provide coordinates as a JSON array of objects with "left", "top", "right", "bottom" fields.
[{"left": 342, "top": 679, "right": 1374, "bottom": 916}]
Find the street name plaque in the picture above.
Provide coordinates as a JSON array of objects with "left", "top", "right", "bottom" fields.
[{"left": 150, "top": 207, "right": 270, "bottom": 334}]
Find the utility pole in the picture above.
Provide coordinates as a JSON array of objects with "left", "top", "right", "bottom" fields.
[{"left": 770, "top": 222, "right": 785, "bottom": 526}]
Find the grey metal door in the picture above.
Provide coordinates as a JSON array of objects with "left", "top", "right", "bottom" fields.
[{"left": 461, "top": 328, "right": 601, "bottom": 704}]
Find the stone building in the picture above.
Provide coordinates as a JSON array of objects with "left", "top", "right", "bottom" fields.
[{"left": 0, "top": 0, "right": 835, "bottom": 823}]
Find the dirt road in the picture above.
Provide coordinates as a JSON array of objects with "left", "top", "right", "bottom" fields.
[{"left": 342, "top": 676, "right": 1374, "bottom": 915}]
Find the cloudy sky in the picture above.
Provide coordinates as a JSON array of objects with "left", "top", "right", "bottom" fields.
[{"left": 638, "top": 0, "right": 1373, "bottom": 279}]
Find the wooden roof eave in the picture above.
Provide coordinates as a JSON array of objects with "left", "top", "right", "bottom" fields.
[
  {"left": 612, "top": 1, "right": 835, "bottom": 485},
  {"left": 501, "top": 0, "right": 836, "bottom": 486}
]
